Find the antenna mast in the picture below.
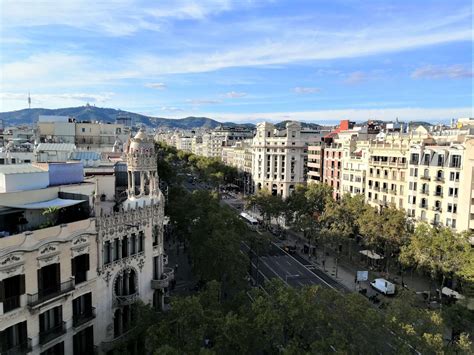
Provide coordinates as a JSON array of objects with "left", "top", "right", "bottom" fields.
[{"left": 28, "top": 91, "right": 31, "bottom": 109}]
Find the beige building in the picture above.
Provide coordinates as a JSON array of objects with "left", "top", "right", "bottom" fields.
[
  {"left": 406, "top": 137, "right": 474, "bottom": 231},
  {"left": 0, "top": 129, "right": 171, "bottom": 355},
  {"left": 37, "top": 116, "right": 129, "bottom": 150},
  {"left": 365, "top": 139, "right": 409, "bottom": 210},
  {"left": 341, "top": 140, "right": 369, "bottom": 196},
  {"left": 252, "top": 122, "right": 322, "bottom": 198}
]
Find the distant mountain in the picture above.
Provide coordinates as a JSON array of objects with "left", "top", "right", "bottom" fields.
[
  {"left": 274, "top": 120, "right": 323, "bottom": 130},
  {"left": 0, "top": 106, "right": 254, "bottom": 130}
]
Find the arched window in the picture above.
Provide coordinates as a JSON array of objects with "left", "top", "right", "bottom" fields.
[{"left": 435, "top": 185, "right": 443, "bottom": 197}]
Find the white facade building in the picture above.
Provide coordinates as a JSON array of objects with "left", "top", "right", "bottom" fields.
[
  {"left": 0, "top": 129, "right": 171, "bottom": 355},
  {"left": 252, "top": 122, "right": 322, "bottom": 198}
]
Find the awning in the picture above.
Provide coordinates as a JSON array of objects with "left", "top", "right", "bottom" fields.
[
  {"left": 360, "top": 250, "right": 384, "bottom": 260},
  {"left": 1, "top": 198, "right": 86, "bottom": 210},
  {"left": 441, "top": 287, "right": 465, "bottom": 300}
]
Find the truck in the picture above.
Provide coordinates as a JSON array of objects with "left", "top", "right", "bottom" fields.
[{"left": 370, "top": 278, "right": 396, "bottom": 295}]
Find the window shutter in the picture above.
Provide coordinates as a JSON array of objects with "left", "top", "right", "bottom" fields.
[
  {"left": 55, "top": 264, "right": 60, "bottom": 285},
  {"left": 71, "top": 258, "right": 76, "bottom": 277},
  {"left": 37, "top": 269, "right": 43, "bottom": 293},
  {"left": 19, "top": 275, "right": 25, "bottom": 295},
  {"left": 0, "top": 281, "right": 5, "bottom": 301}
]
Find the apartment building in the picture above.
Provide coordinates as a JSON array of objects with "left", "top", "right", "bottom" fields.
[
  {"left": 175, "top": 136, "right": 192, "bottom": 152},
  {"left": 406, "top": 138, "right": 474, "bottom": 231},
  {"left": 37, "top": 116, "right": 129, "bottom": 150},
  {"left": 0, "top": 129, "right": 171, "bottom": 355},
  {"left": 307, "top": 145, "right": 324, "bottom": 183},
  {"left": 252, "top": 122, "right": 321, "bottom": 198},
  {"left": 341, "top": 140, "right": 369, "bottom": 196},
  {"left": 365, "top": 139, "right": 409, "bottom": 210}
]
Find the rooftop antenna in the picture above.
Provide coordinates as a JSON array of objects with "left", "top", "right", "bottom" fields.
[{"left": 28, "top": 91, "right": 31, "bottom": 109}]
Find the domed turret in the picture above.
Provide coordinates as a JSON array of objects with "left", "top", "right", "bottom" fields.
[{"left": 123, "top": 128, "right": 160, "bottom": 209}]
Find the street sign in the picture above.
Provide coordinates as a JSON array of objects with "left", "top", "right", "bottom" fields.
[{"left": 356, "top": 270, "right": 368, "bottom": 282}]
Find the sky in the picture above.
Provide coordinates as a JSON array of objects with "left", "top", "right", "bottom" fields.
[{"left": 0, "top": 0, "right": 472, "bottom": 124}]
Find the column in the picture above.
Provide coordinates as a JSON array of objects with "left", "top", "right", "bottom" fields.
[
  {"left": 140, "top": 171, "right": 145, "bottom": 196},
  {"left": 131, "top": 171, "right": 135, "bottom": 197}
]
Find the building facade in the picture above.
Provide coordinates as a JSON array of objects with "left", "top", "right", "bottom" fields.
[
  {"left": 252, "top": 122, "right": 321, "bottom": 198},
  {"left": 0, "top": 129, "right": 171, "bottom": 355}
]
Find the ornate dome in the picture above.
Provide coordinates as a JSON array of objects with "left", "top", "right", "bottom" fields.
[{"left": 128, "top": 128, "right": 154, "bottom": 155}]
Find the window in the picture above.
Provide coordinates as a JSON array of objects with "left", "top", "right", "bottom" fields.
[
  {"left": 131, "top": 234, "right": 137, "bottom": 255},
  {"left": 0, "top": 321, "right": 27, "bottom": 354},
  {"left": 71, "top": 254, "right": 89, "bottom": 285},
  {"left": 138, "top": 232, "right": 145, "bottom": 253},
  {"left": 103, "top": 241, "right": 111, "bottom": 265},
  {"left": 41, "top": 342, "right": 64, "bottom": 355},
  {"left": 450, "top": 155, "right": 461, "bottom": 168},
  {"left": 113, "top": 238, "right": 120, "bottom": 261},
  {"left": 0, "top": 274, "right": 25, "bottom": 313},
  {"left": 437, "top": 155, "right": 444, "bottom": 166},
  {"left": 122, "top": 236, "right": 129, "bottom": 258},
  {"left": 73, "top": 326, "right": 93, "bottom": 355},
  {"left": 39, "top": 306, "right": 64, "bottom": 345}
]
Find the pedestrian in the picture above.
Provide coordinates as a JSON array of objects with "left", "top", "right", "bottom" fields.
[{"left": 175, "top": 263, "right": 179, "bottom": 272}]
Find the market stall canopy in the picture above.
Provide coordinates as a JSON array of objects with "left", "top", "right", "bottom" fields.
[
  {"left": 441, "top": 287, "right": 465, "bottom": 300},
  {"left": 1, "top": 198, "right": 86, "bottom": 210},
  {"left": 359, "top": 250, "right": 384, "bottom": 260}
]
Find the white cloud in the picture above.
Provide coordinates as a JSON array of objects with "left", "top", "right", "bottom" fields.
[
  {"left": 411, "top": 64, "right": 473, "bottom": 79},
  {"left": 194, "top": 107, "right": 473, "bottom": 123},
  {"left": 345, "top": 71, "right": 367, "bottom": 84},
  {"left": 0, "top": 0, "right": 237, "bottom": 36},
  {"left": 160, "top": 106, "right": 184, "bottom": 112},
  {"left": 222, "top": 91, "right": 247, "bottom": 98},
  {"left": 293, "top": 87, "right": 321, "bottom": 94},
  {"left": 186, "top": 99, "right": 221, "bottom": 105},
  {"left": 146, "top": 83, "right": 167, "bottom": 89},
  {"left": 0, "top": 92, "right": 115, "bottom": 108}
]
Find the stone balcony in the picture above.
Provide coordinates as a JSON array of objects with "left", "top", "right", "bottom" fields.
[
  {"left": 113, "top": 292, "right": 139, "bottom": 307},
  {"left": 150, "top": 267, "right": 175, "bottom": 290}
]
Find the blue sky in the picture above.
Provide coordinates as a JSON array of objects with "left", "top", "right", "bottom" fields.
[{"left": 0, "top": 0, "right": 472, "bottom": 123}]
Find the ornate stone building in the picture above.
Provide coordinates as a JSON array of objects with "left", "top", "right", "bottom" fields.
[{"left": 0, "top": 129, "right": 171, "bottom": 355}]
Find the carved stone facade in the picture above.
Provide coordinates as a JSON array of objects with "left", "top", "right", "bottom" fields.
[{"left": 0, "top": 129, "right": 169, "bottom": 355}]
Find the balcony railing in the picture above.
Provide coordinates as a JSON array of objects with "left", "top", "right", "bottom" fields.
[
  {"left": 151, "top": 276, "right": 169, "bottom": 290},
  {"left": 419, "top": 189, "right": 429, "bottom": 195},
  {"left": 432, "top": 206, "right": 442, "bottom": 212},
  {"left": 389, "top": 189, "right": 397, "bottom": 195},
  {"left": 420, "top": 175, "right": 431, "bottom": 181},
  {"left": 2, "top": 338, "right": 32, "bottom": 355},
  {"left": 435, "top": 176, "right": 444, "bottom": 182},
  {"left": 113, "top": 292, "right": 139, "bottom": 307},
  {"left": 381, "top": 188, "right": 388, "bottom": 193},
  {"left": 430, "top": 219, "right": 441, "bottom": 226},
  {"left": 3, "top": 295, "right": 21, "bottom": 313},
  {"left": 73, "top": 307, "right": 96, "bottom": 328},
  {"left": 434, "top": 192, "right": 443, "bottom": 197},
  {"left": 419, "top": 204, "right": 428, "bottom": 209},
  {"left": 39, "top": 321, "right": 66, "bottom": 345},
  {"left": 27, "top": 279, "right": 75, "bottom": 308}
]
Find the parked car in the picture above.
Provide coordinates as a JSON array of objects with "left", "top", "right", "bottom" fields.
[{"left": 370, "top": 278, "right": 396, "bottom": 295}]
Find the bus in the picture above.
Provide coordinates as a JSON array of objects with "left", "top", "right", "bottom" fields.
[{"left": 239, "top": 212, "right": 259, "bottom": 230}]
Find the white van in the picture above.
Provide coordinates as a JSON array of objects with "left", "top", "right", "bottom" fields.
[{"left": 370, "top": 278, "right": 396, "bottom": 295}]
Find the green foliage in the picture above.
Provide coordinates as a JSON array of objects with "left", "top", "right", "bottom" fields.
[
  {"left": 246, "top": 188, "right": 285, "bottom": 226},
  {"left": 142, "top": 279, "right": 471, "bottom": 354},
  {"left": 400, "top": 224, "right": 472, "bottom": 283}
]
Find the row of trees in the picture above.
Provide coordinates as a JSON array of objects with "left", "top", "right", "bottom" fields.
[
  {"left": 155, "top": 142, "right": 239, "bottom": 189},
  {"left": 135, "top": 279, "right": 471, "bottom": 354},
  {"left": 247, "top": 184, "right": 474, "bottom": 302}
]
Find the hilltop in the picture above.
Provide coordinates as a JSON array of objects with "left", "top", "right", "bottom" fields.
[{"left": 0, "top": 106, "right": 254, "bottom": 129}]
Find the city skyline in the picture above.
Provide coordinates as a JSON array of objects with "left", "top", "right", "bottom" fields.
[{"left": 1, "top": 0, "right": 472, "bottom": 123}]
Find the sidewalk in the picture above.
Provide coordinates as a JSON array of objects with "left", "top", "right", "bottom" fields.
[{"left": 283, "top": 228, "right": 431, "bottom": 295}]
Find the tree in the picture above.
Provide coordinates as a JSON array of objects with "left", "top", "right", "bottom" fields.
[
  {"left": 379, "top": 205, "right": 412, "bottom": 275},
  {"left": 400, "top": 224, "right": 472, "bottom": 298},
  {"left": 246, "top": 189, "right": 284, "bottom": 227}
]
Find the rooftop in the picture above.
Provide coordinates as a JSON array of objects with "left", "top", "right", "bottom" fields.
[{"left": 0, "top": 164, "right": 45, "bottom": 175}]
